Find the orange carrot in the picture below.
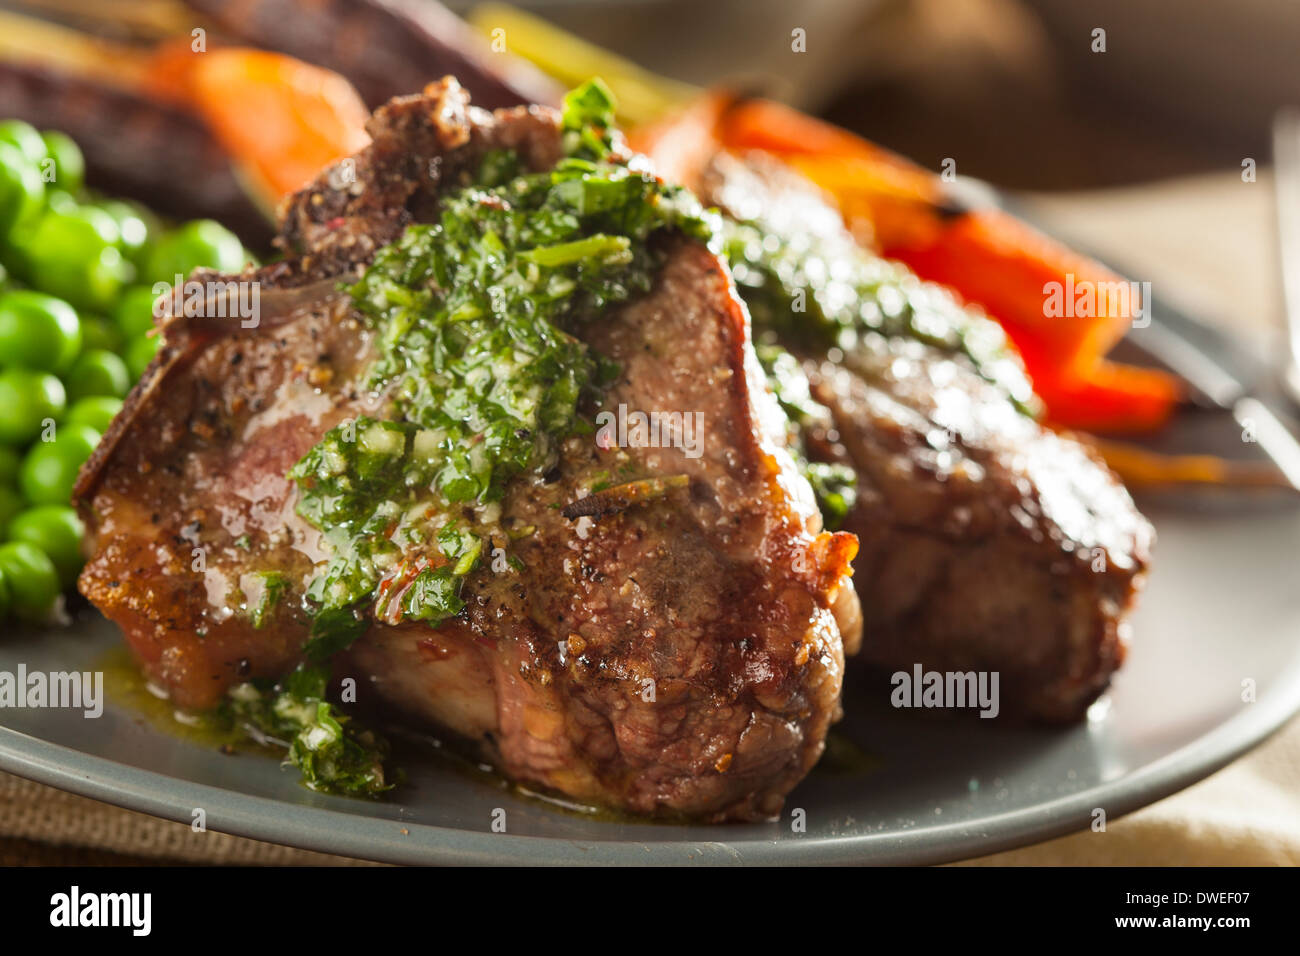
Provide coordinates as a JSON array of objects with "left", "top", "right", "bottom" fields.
[
  {"left": 1087, "top": 438, "right": 1300, "bottom": 492},
  {"left": 883, "top": 210, "right": 1133, "bottom": 375},
  {"left": 1032, "top": 364, "right": 1183, "bottom": 434},
  {"left": 683, "top": 95, "right": 1186, "bottom": 433},
  {"left": 627, "top": 88, "right": 731, "bottom": 187},
  {"left": 720, "top": 98, "right": 940, "bottom": 202},
  {"left": 883, "top": 209, "right": 1184, "bottom": 431},
  {"left": 143, "top": 42, "right": 370, "bottom": 207}
]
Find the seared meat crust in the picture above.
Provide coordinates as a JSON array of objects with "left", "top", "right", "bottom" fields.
[
  {"left": 696, "top": 153, "right": 1152, "bottom": 721},
  {"left": 74, "top": 79, "right": 859, "bottom": 820}
]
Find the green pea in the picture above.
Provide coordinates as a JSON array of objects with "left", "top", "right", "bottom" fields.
[
  {"left": 145, "top": 219, "right": 247, "bottom": 284},
  {"left": 8, "top": 505, "right": 84, "bottom": 588},
  {"left": 0, "top": 121, "right": 46, "bottom": 165},
  {"left": 111, "top": 284, "right": 161, "bottom": 341},
  {"left": 0, "top": 446, "right": 19, "bottom": 484},
  {"left": 0, "top": 369, "right": 65, "bottom": 446},
  {"left": 79, "top": 314, "right": 123, "bottom": 353},
  {"left": 0, "top": 483, "right": 22, "bottom": 535},
  {"left": 19, "top": 422, "right": 100, "bottom": 505},
  {"left": 0, "top": 289, "right": 82, "bottom": 372},
  {"left": 0, "top": 540, "right": 60, "bottom": 622},
  {"left": 125, "top": 333, "right": 161, "bottom": 381},
  {"left": 65, "top": 349, "right": 129, "bottom": 402},
  {"left": 39, "top": 244, "right": 130, "bottom": 315},
  {"left": 39, "top": 131, "right": 84, "bottom": 196},
  {"left": 45, "top": 189, "right": 76, "bottom": 213},
  {"left": 0, "top": 142, "right": 44, "bottom": 238},
  {"left": 65, "top": 396, "right": 122, "bottom": 434},
  {"left": 98, "top": 200, "right": 151, "bottom": 264},
  {"left": 18, "top": 206, "right": 130, "bottom": 311}
]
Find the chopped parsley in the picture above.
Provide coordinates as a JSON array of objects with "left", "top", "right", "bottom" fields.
[
  {"left": 287, "top": 78, "right": 714, "bottom": 640},
  {"left": 245, "top": 571, "right": 288, "bottom": 629},
  {"left": 223, "top": 663, "right": 392, "bottom": 796},
  {"left": 721, "top": 219, "right": 1039, "bottom": 417},
  {"left": 757, "top": 343, "right": 857, "bottom": 529},
  {"left": 720, "top": 199, "right": 1039, "bottom": 527}
]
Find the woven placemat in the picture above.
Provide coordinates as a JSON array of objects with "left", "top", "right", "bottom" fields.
[
  {"left": 5, "top": 716, "right": 1298, "bottom": 865},
  {"left": 0, "top": 771, "right": 378, "bottom": 865}
]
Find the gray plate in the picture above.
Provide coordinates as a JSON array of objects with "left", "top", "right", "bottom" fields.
[{"left": 2, "top": 304, "right": 1299, "bottom": 865}]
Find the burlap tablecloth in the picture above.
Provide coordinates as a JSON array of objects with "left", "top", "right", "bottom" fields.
[
  {"left": 2, "top": 170, "right": 1295, "bottom": 865},
  {"left": 0, "top": 771, "right": 379, "bottom": 865}
]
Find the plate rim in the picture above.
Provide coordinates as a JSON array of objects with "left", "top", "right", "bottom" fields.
[
  {"left": 3, "top": 282, "right": 1300, "bottom": 865},
  {"left": 2, "top": 647, "right": 1298, "bottom": 865}
]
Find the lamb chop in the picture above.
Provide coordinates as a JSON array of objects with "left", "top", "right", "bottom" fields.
[
  {"left": 73, "top": 78, "right": 860, "bottom": 821},
  {"left": 687, "top": 150, "right": 1154, "bottom": 722}
]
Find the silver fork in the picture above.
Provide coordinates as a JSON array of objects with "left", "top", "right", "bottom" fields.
[{"left": 1271, "top": 108, "right": 1300, "bottom": 407}]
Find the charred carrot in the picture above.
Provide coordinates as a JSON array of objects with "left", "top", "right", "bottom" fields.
[
  {"left": 720, "top": 98, "right": 938, "bottom": 194},
  {"left": 883, "top": 210, "right": 1132, "bottom": 375}
]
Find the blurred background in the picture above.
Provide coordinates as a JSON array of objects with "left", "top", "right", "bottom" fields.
[
  {"left": 458, "top": 0, "right": 1297, "bottom": 189},
  {"left": 511, "top": 0, "right": 1296, "bottom": 188},
  {"left": 3, "top": 0, "right": 1292, "bottom": 189}
]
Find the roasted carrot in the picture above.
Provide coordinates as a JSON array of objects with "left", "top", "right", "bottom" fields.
[
  {"left": 143, "top": 42, "right": 370, "bottom": 207},
  {"left": 1031, "top": 363, "right": 1183, "bottom": 434},
  {"left": 883, "top": 210, "right": 1131, "bottom": 375},
  {"left": 881, "top": 209, "right": 1184, "bottom": 431},
  {"left": 628, "top": 89, "right": 732, "bottom": 187},
  {"left": 467, "top": 3, "right": 695, "bottom": 126},
  {"left": 685, "top": 96, "right": 1187, "bottom": 433},
  {"left": 720, "top": 98, "right": 939, "bottom": 198},
  {"left": 1086, "top": 437, "right": 1300, "bottom": 493}
]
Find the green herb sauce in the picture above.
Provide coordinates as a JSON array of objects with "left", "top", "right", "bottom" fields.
[
  {"left": 716, "top": 191, "right": 1039, "bottom": 526},
  {"left": 99, "top": 647, "right": 391, "bottom": 796},
  {"left": 229, "top": 79, "right": 1038, "bottom": 798},
  {"left": 756, "top": 343, "right": 857, "bottom": 529},
  {"left": 287, "top": 78, "right": 712, "bottom": 642},
  {"left": 223, "top": 663, "right": 393, "bottom": 796},
  {"left": 721, "top": 219, "right": 1039, "bottom": 417}
]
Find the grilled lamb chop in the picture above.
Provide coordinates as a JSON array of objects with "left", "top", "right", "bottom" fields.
[
  {"left": 74, "top": 79, "right": 860, "bottom": 820},
  {"left": 690, "top": 151, "right": 1153, "bottom": 722}
]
